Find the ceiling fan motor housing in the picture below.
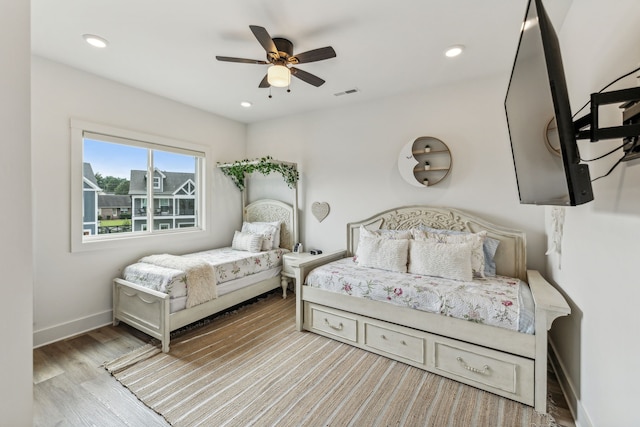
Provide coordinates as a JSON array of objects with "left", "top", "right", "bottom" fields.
[{"left": 271, "top": 38, "right": 294, "bottom": 62}]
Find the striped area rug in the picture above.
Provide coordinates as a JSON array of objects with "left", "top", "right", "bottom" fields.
[{"left": 105, "top": 292, "right": 557, "bottom": 427}]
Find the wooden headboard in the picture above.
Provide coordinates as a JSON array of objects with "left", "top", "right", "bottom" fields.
[
  {"left": 244, "top": 199, "right": 296, "bottom": 251},
  {"left": 347, "top": 206, "right": 527, "bottom": 281}
]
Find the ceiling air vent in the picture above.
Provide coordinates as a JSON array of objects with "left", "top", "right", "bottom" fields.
[{"left": 334, "top": 88, "right": 360, "bottom": 97}]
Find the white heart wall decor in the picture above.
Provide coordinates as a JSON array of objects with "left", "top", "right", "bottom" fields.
[{"left": 311, "top": 202, "right": 330, "bottom": 223}]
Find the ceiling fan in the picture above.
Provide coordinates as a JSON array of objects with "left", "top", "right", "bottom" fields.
[{"left": 216, "top": 25, "right": 336, "bottom": 88}]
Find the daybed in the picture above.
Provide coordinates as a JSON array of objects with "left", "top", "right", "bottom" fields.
[
  {"left": 292, "top": 206, "right": 570, "bottom": 414},
  {"left": 113, "top": 199, "right": 295, "bottom": 353}
]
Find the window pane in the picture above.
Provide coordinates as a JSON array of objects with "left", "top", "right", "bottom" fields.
[
  {"left": 151, "top": 149, "right": 199, "bottom": 231},
  {"left": 78, "top": 126, "right": 204, "bottom": 246},
  {"left": 83, "top": 138, "right": 146, "bottom": 237}
]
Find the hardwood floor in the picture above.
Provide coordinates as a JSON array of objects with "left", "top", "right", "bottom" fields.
[
  {"left": 33, "top": 324, "right": 168, "bottom": 426},
  {"left": 34, "top": 323, "right": 576, "bottom": 427}
]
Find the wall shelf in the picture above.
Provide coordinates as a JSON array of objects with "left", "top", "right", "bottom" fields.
[{"left": 398, "top": 136, "right": 452, "bottom": 187}]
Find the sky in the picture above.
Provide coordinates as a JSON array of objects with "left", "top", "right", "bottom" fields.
[{"left": 84, "top": 138, "right": 197, "bottom": 179}]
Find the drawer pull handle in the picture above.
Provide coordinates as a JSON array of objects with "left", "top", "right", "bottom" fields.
[
  {"left": 324, "top": 318, "right": 343, "bottom": 331},
  {"left": 456, "top": 357, "right": 490, "bottom": 375}
]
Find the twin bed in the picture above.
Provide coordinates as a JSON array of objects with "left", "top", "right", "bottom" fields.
[
  {"left": 114, "top": 202, "right": 569, "bottom": 414},
  {"left": 291, "top": 206, "right": 570, "bottom": 414},
  {"left": 112, "top": 199, "right": 295, "bottom": 353}
]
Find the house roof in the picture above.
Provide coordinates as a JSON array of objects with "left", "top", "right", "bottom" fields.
[
  {"left": 98, "top": 194, "right": 131, "bottom": 208},
  {"left": 129, "top": 169, "right": 195, "bottom": 195},
  {"left": 83, "top": 162, "right": 101, "bottom": 190},
  {"left": 83, "top": 162, "right": 99, "bottom": 185}
]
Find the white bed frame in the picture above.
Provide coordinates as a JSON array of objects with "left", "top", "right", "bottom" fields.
[
  {"left": 113, "top": 199, "right": 295, "bottom": 353},
  {"left": 293, "top": 206, "right": 570, "bottom": 413}
]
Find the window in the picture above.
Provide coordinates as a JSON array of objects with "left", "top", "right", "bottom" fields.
[{"left": 71, "top": 119, "right": 207, "bottom": 251}]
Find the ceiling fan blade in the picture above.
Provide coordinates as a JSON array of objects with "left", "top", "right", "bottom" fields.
[
  {"left": 259, "top": 74, "right": 270, "bottom": 88},
  {"left": 290, "top": 46, "right": 336, "bottom": 64},
  {"left": 249, "top": 25, "right": 278, "bottom": 59},
  {"left": 290, "top": 67, "right": 326, "bottom": 87},
  {"left": 216, "top": 56, "right": 269, "bottom": 64}
]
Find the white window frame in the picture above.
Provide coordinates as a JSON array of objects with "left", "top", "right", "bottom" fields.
[{"left": 70, "top": 119, "right": 208, "bottom": 252}]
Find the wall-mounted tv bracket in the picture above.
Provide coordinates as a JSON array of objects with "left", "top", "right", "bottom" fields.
[{"left": 574, "top": 86, "right": 640, "bottom": 161}]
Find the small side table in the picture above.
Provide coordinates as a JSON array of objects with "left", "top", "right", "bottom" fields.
[{"left": 281, "top": 251, "right": 344, "bottom": 298}]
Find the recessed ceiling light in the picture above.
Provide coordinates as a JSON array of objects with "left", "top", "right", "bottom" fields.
[
  {"left": 445, "top": 45, "right": 464, "bottom": 58},
  {"left": 83, "top": 34, "right": 109, "bottom": 48},
  {"left": 240, "top": 101, "right": 252, "bottom": 108}
]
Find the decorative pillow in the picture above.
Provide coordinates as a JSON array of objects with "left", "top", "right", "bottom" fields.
[
  {"left": 356, "top": 235, "right": 409, "bottom": 273},
  {"left": 413, "top": 229, "right": 487, "bottom": 278},
  {"left": 482, "top": 237, "right": 500, "bottom": 276},
  {"left": 241, "top": 221, "right": 280, "bottom": 250},
  {"left": 231, "top": 230, "right": 263, "bottom": 253},
  {"left": 408, "top": 239, "right": 473, "bottom": 282},
  {"left": 417, "top": 226, "right": 500, "bottom": 277}
]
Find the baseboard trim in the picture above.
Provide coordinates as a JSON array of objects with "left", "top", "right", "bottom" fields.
[
  {"left": 548, "top": 338, "right": 593, "bottom": 427},
  {"left": 33, "top": 309, "right": 113, "bottom": 348}
]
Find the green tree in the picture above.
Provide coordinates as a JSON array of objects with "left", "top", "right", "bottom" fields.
[
  {"left": 114, "top": 180, "right": 130, "bottom": 195},
  {"left": 94, "top": 172, "right": 105, "bottom": 189},
  {"left": 94, "top": 173, "right": 129, "bottom": 194}
]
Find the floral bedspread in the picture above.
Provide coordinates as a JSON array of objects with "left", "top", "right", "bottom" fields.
[
  {"left": 184, "top": 247, "right": 285, "bottom": 283},
  {"left": 305, "top": 258, "right": 524, "bottom": 332},
  {"left": 123, "top": 247, "right": 286, "bottom": 297}
]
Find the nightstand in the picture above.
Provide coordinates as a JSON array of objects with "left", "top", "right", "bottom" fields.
[{"left": 281, "top": 251, "right": 344, "bottom": 298}]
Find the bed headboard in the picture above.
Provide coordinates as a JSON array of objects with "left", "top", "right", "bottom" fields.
[
  {"left": 244, "top": 199, "right": 296, "bottom": 251},
  {"left": 347, "top": 206, "right": 527, "bottom": 281}
]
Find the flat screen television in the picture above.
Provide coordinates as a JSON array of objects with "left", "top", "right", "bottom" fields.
[{"left": 505, "top": 0, "right": 594, "bottom": 206}]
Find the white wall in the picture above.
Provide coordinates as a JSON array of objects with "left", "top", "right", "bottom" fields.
[
  {"left": 547, "top": 1, "right": 640, "bottom": 426},
  {"left": 0, "top": 0, "right": 33, "bottom": 423},
  {"left": 31, "top": 57, "right": 246, "bottom": 346},
  {"left": 247, "top": 75, "right": 548, "bottom": 270}
]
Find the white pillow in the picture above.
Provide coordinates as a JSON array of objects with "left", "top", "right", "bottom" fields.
[
  {"left": 414, "top": 229, "right": 487, "bottom": 278},
  {"left": 408, "top": 239, "right": 473, "bottom": 282},
  {"left": 356, "top": 235, "right": 409, "bottom": 273},
  {"left": 231, "top": 230, "right": 263, "bottom": 253},
  {"left": 241, "top": 221, "right": 280, "bottom": 250}
]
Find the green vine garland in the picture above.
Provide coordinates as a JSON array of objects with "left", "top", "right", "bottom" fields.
[{"left": 218, "top": 156, "right": 299, "bottom": 191}]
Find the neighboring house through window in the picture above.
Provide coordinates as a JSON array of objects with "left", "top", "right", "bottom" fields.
[
  {"left": 82, "top": 162, "right": 101, "bottom": 236},
  {"left": 129, "top": 169, "right": 198, "bottom": 231}
]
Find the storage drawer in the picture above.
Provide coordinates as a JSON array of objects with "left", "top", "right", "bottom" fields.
[
  {"left": 431, "top": 338, "right": 534, "bottom": 404},
  {"left": 364, "top": 322, "right": 425, "bottom": 364},
  {"left": 309, "top": 305, "right": 358, "bottom": 342}
]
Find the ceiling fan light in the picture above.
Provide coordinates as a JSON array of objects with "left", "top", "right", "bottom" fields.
[{"left": 267, "top": 65, "right": 290, "bottom": 87}]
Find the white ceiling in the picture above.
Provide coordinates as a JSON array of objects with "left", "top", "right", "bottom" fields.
[{"left": 31, "top": 0, "right": 572, "bottom": 124}]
